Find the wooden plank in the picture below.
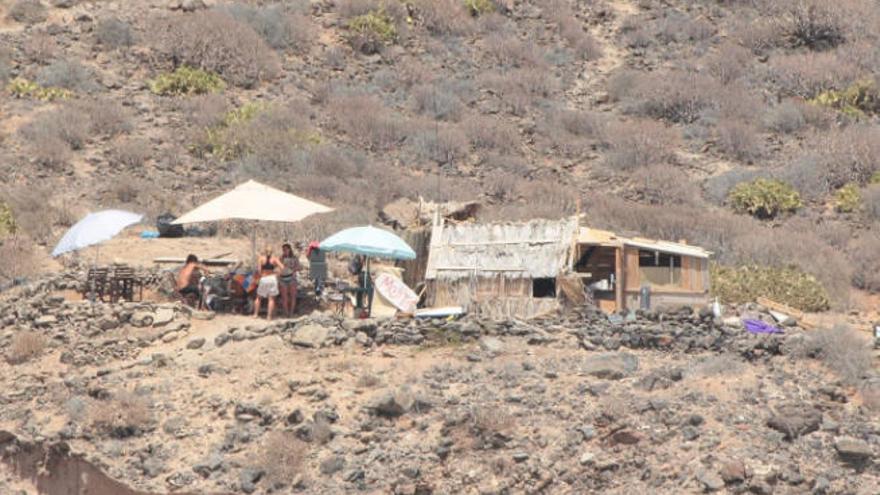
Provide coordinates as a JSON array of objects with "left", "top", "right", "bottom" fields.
[
  {"left": 153, "top": 257, "right": 238, "bottom": 266},
  {"left": 614, "top": 247, "right": 623, "bottom": 311},
  {"left": 756, "top": 296, "right": 816, "bottom": 329}
]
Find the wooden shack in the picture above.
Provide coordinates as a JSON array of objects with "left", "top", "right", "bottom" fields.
[
  {"left": 424, "top": 216, "right": 578, "bottom": 318},
  {"left": 424, "top": 216, "right": 712, "bottom": 317},
  {"left": 574, "top": 228, "right": 711, "bottom": 313}
]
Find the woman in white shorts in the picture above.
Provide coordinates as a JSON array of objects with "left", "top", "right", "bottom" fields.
[{"left": 253, "top": 246, "right": 283, "bottom": 320}]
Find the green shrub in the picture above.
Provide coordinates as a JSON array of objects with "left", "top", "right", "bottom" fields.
[
  {"left": 464, "top": 0, "right": 495, "bottom": 16},
  {"left": 834, "top": 183, "right": 860, "bottom": 213},
  {"left": 6, "top": 78, "right": 72, "bottom": 101},
  {"left": 348, "top": 10, "right": 396, "bottom": 54},
  {"left": 711, "top": 264, "right": 830, "bottom": 312},
  {"left": 811, "top": 79, "right": 880, "bottom": 118},
  {"left": 728, "top": 178, "right": 802, "bottom": 219},
  {"left": 149, "top": 66, "right": 225, "bottom": 96},
  {"left": 196, "top": 103, "right": 321, "bottom": 160},
  {"left": 200, "top": 102, "right": 265, "bottom": 158},
  {"left": 870, "top": 171, "right": 880, "bottom": 184},
  {"left": 0, "top": 202, "right": 16, "bottom": 236}
]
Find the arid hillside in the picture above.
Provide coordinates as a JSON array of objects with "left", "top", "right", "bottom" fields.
[{"left": 1, "top": 3, "right": 879, "bottom": 304}]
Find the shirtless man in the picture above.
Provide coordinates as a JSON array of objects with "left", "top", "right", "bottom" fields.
[{"left": 176, "top": 254, "right": 205, "bottom": 303}]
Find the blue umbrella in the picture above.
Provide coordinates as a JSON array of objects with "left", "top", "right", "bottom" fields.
[
  {"left": 52, "top": 209, "right": 143, "bottom": 258},
  {"left": 320, "top": 225, "right": 415, "bottom": 317},
  {"left": 319, "top": 225, "right": 416, "bottom": 260}
]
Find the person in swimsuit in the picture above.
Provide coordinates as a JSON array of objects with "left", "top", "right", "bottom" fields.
[
  {"left": 253, "top": 246, "right": 283, "bottom": 320},
  {"left": 279, "top": 242, "right": 300, "bottom": 318},
  {"left": 176, "top": 254, "right": 206, "bottom": 306}
]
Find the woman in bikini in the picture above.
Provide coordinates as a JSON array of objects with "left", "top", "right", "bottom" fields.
[
  {"left": 279, "top": 242, "right": 301, "bottom": 317},
  {"left": 253, "top": 246, "right": 283, "bottom": 320}
]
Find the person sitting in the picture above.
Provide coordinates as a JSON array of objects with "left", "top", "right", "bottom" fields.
[
  {"left": 176, "top": 254, "right": 206, "bottom": 306},
  {"left": 253, "top": 246, "right": 284, "bottom": 320}
]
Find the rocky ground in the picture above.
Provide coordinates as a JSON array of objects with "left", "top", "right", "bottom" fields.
[{"left": 0, "top": 273, "right": 877, "bottom": 494}]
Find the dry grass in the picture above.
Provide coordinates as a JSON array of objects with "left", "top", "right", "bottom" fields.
[
  {"left": 794, "top": 324, "right": 873, "bottom": 385},
  {"left": 6, "top": 331, "right": 46, "bottom": 364},
  {"left": 88, "top": 391, "right": 153, "bottom": 438},
  {"left": 258, "top": 431, "right": 308, "bottom": 487}
]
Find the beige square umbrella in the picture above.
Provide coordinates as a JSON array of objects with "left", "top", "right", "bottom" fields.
[{"left": 172, "top": 180, "right": 333, "bottom": 260}]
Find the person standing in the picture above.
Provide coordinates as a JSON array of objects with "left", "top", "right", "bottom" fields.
[
  {"left": 253, "top": 246, "right": 283, "bottom": 320},
  {"left": 279, "top": 242, "right": 300, "bottom": 318}
]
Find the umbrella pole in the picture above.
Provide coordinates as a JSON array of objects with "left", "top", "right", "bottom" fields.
[
  {"left": 366, "top": 257, "right": 372, "bottom": 317},
  {"left": 251, "top": 228, "right": 256, "bottom": 267}
]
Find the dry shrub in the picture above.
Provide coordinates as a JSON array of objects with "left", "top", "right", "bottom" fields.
[
  {"left": 410, "top": 0, "right": 473, "bottom": 36},
  {"left": 88, "top": 391, "right": 153, "bottom": 438},
  {"left": 706, "top": 42, "right": 752, "bottom": 85},
  {"left": 258, "top": 431, "right": 308, "bottom": 487},
  {"left": 0, "top": 236, "right": 37, "bottom": 283},
  {"left": 21, "top": 106, "right": 90, "bottom": 154},
  {"left": 485, "top": 32, "right": 546, "bottom": 69},
  {"left": 36, "top": 59, "right": 98, "bottom": 93},
  {"left": 653, "top": 10, "right": 715, "bottom": 45},
  {"left": 795, "top": 324, "right": 873, "bottom": 385},
  {"left": 848, "top": 233, "right": 880, "bottom": 292},
  {"left": 95, "top": 17, "right": 135, "bottom": 48},
  {"left": 181, "top": 93, "right": 230, "bottom": 128},
  {"left": 541, "top": 107, "right": 605, "bottom": 157},
  {"left": 863, "top": 185, "right": 880, "bottom": 221},
  {"left": 480, "top": 68, "right": 558, "bottom": 116},
  {"left": 715, "top": 119, "right": 763, "bottom": 163},
  {"left": 800, "top": 126, "right": 880, "bottom": 191},
  {"left": 4, "top": 186, "right": 75, "bottom": 244},
  {"left": 151, "top": 11, "right": 280, "bottom": 88},
  {"left": 616, "top": 71, "right": 722, "bottom": 124},
  {"left": 329, "top": 94, "right": 406, "bottom": 150},
  {"left": 480, "top": 179, "right": 577, "bottom": 222},
  {"left": 463, "top": 114, "right": 518, "bottom": 151},
  {"left": 336, "top": 0, "right": 381, "bottom": 18},
  {"left": 8, "top": 0, "right": 47, "bottom": 24},
  {"left": 23, "top": 31, "right": 57, "bottom": 63},
  {"left": 114, "top": 138, "right": 151, "bottom": 169},
  {"left": 733, "top": 15, "right": 780, "bottom": 55},
  {"left": 78, "top": 97, "right": 132, "bottom": 136},
  {"left": 220, "top": 3, "right": 313, "bottom": 51},
  {"left": 409, "top": 124, "right": 469, "bottom": 166},
  {"left": 775, "top": 0, "right": 846, "bottom": 51},
  {"left": 0, "top": 48, "right": 10, "bottom": 83},
  {"left": 412, "top": 83, "right": 464, "bottom": 121},
  {"left": 764, "top": 51, "right": 859, "bottom": 98},
  {"left": 762, "top": 99, "right": 806, "bottom": 134},
  {"left": 6, "top": 331, "right": 46, "bottom": 364},
  {"left": 603, "top": 119, "right": 677, "bottom": 171},
  {"left": 630, "top": 164, "right": 701, "bottom": 206},
  {"left": 356, "top": 372, "right": 383, "bottom": 388}
]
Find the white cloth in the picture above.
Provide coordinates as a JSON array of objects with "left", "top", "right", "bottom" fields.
[{"left": 257, "top": 275, "right": 279, "bottom": 298}]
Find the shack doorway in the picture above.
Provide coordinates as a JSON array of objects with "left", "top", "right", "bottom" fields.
[{"left": 573, "top": 244, "right": 621, "bottom": 312}]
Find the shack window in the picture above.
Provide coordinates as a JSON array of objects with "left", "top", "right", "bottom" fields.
[
  {"left": 532, "top": 278, "right": 556, "bottom": 298},
  {"left": 638, "top": 250, "right": 681, "bottom": 287}
]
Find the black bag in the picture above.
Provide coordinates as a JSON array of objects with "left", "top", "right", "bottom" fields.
[{"left": 156, "top": 213, "right": 185, "bottom": 238}]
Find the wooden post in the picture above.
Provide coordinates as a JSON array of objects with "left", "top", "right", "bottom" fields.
[{"left": 614, "top": 247, "right": 624, "bottom": 312}]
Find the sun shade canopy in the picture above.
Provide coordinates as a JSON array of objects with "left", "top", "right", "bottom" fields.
[
  {"left": 52, "top": 210, "right": 143, "bottom": 257},
  {"left": 172, "top": 180, "right": 333, "bottom": 224},
  {"left": 320, "top": 225, "right": 416, "bottom": 260}
]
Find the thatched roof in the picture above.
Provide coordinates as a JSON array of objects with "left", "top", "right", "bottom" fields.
[{"left": 425, "top": 217, "right": 578, "bottom": 280}]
